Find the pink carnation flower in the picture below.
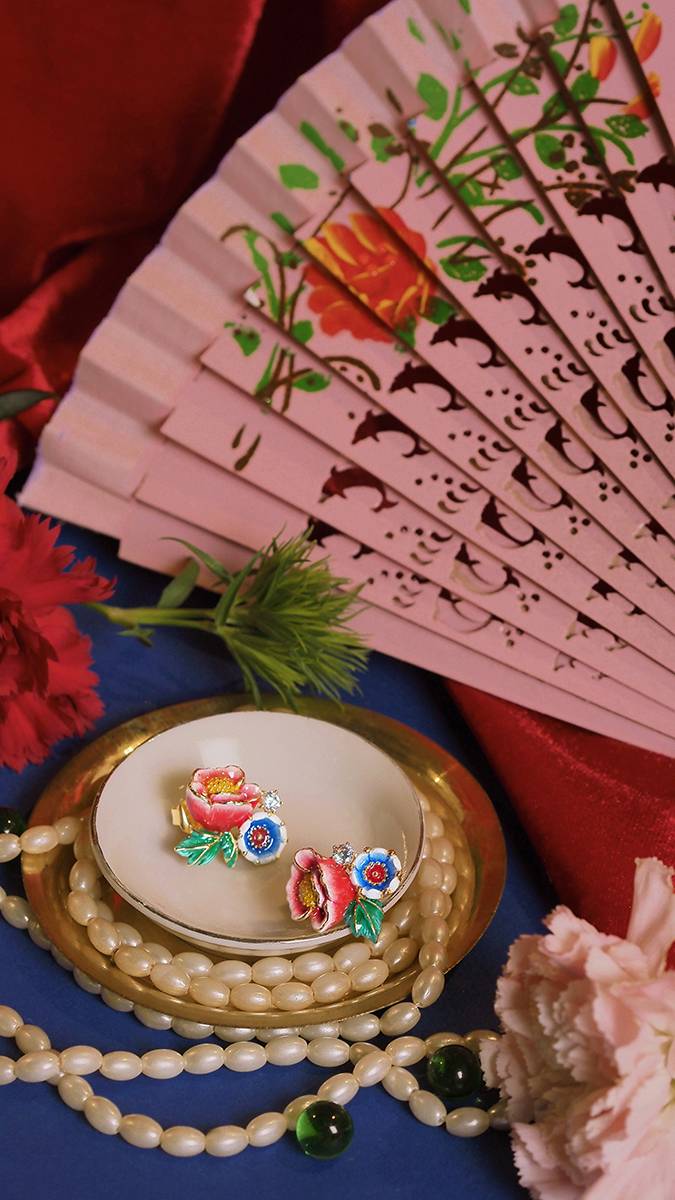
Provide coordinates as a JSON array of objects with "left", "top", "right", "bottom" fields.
[
  {"left": 482, "top": 858, "right": 675, "bottom": 1200},
  {"left": 286, "top": 848, "right": 357, "bottom": 931},
  {"left": 185, "top": 765, "right": 262, "bottom": 833}
]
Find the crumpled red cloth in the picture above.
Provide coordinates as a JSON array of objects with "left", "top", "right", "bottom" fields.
[{"left": 2, "top": 0, "right": 672, "bottom": 936}]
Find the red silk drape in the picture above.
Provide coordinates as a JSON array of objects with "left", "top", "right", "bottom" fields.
[{"left": 2, "top": 0, "right": 673, "bottom": 937}]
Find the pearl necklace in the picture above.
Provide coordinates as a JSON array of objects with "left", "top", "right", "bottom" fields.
[{"left": 0, "top": 815, "right": 508, "bottom": 1158}]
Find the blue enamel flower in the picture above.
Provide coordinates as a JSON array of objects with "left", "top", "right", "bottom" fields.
[
  {"left": 351, "top": 847, "right": 402, "bottom": 900},
  {"left": 237, "top": 813, "right": 287, "bottom": 865}
]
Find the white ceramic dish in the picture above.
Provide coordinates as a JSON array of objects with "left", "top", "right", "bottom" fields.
[{"left": 91, "top": 710, "right": 424, "bottom": 954}]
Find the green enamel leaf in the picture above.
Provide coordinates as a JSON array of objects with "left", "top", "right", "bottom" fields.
[
  {"left": 279, "top": 163, "right": 320, "bottom": 190},
  {"left": 175, "top": 831, "right": 226, "bottom": 867},
  {"left": 233, "top": 328, "right": 261, "bottom": 356},
  {"left": 0, "top": 388, "right": 56, "bottom": 420},
  {"left": 554, "top": 3, "right": 578, "bottom": 35},
  {"left": 570, "top": 71, "right": 598, "bottom": 104},
  {"left": 291, "top": 320, "right": 313, "bottom": 344},
  {"left": 345, "top": 897, "right": 384, "bottom": 943},
  {"left": 157, "top": 558, "right": 199, "bottom": 609},
  {"left": 270, "top": 210, "right": 294, "bottom": 234},
  {"left": 220, "top": 832, "right": 238, "bottom": 868},
  {"left": 407, "top": 17, "right": 425, "bottom": 41},
  {"left": 507, "top": 74, "right": 538, "bottom": 95},
  {"left": 417, "top": 73, "right": 448, "bottom": 120},
  {"left": 493, "top": 153, "right": 522, "bottom": 181},
  {"left": 299, "top": 121, "right": 345, "bottom": 172},
  {"left": 339, "top": 119, "right": 359, "bottom": 143},
  {"left": 441, "top": 256, "right": 487, "bottom": 282},
  {"left": 535, "top": 133, "right": 566, "bottom": 168},
  {"left": 606, "top": 114, "right": 648, "bottom": 138},
  {"left": 293, "top": 370, "right": 330, "bottom": 392},
  {"left": 424, "top": 296, "right": 455, "bottom": 325}
]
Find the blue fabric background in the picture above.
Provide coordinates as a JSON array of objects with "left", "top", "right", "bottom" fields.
[{"left": 0, "top": 524, "right": 555, "bottom": 1198}]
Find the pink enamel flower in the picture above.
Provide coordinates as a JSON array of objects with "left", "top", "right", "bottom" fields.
[
  {"left": 481, "top": 858, "right": 675, "bottom": 1200},
  {"left": 185, "top": 765, "right": 262, "bottom": 834},
  {"left": 286, "top": 848, "right": 357, "bottom": 932}
]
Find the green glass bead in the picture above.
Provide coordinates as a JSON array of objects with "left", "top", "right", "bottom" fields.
[
  {"left": 427, "top": 1043, "right": 483, "bottom": 1100},
  {"left": 0, "top": 808, "right": 26, "bottom": 837},
  {"left": 295, "top": 1101, "right": 353, "bottom": 1160}
]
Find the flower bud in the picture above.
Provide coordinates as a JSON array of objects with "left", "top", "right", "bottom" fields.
[
  {"left": 588, "top": 35, "right": 617, "bottom": 81},
  {"left": 625, "top": 71, "right": 660, "bottom": 119},
  {"left": 633, "top": 12, "right": 661, "bottom": 64}
]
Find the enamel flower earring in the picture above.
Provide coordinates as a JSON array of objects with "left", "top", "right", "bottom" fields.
[
  {"left": 172, "top": 765, "right": 287, "bottom": 868},
  {"left": 286, "top": 842, "right": 402, "bottom": 942}
]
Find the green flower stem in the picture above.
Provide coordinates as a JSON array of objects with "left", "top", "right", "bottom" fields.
[{"left": 88, "top": 603, "right": 213, "bottom": 630}]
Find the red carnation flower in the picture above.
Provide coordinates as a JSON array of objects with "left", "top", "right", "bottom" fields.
[{"left": 0, "top": 458, "right": 113, "bottom": 770}]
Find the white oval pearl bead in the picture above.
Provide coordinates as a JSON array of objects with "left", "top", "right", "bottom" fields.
[
  {"left": 215, "top": 1026, "right": 255, "bottom": 1042},
  {"left": 431, "top": 836, "right": 455, "bottom": 863},
  {"left": 283, "top": 1094, "right": 317, "bottom": 1130},
  {"left": 246, "top": 1112, "right": 286, "bottom": 1147},
  {"left": 230, "top": 983, "right": 272, "bottom": 1013},
  {"left": 0, "top": 834, "right": 21, "bottom": 863},
  {"left": 370, "top": 921, "right": 398, "bottom": 955},
  {"left": 133, "top": 1006, "right": 172, "bottom": 1031},
  {"left": 114, "top": 922, "right": 142, "bottom": 947},
  {"left": 68, "top": 859, "right": 99, "bottom": 892},
  {"left": 73, "top": 968, "right": 101, "bottom": 995},
  {"left": 418, "top": 942, "right": 450, "bottom": 971},
  {"left": 0, "top": 1006, "right": 24, "bottom": 1037},
  {"left": 318, "top": 1072, "right": 360, "bottom": 1105},
  {"left": 380, "top": 1002, "right": 421, "bottom": 1037},
  {"left": 188, "top": 975, "right": 230, "bottom": 1008},
  {"left": 209, "top": 960, "right": 251, "bottom": 986},
  {"left": 175, "top": 1021, "right": 217, "bottom": 1043},
  {"left": 120, "top": 1114, "right": 163, "bottom": 1149},
  {"left": 161, "top": 1126, "right": 205, "bottom": 1157},
  {"left": 383, "top": 1065, "right": 419, "bottom": 1101},
  {"left": 383, "top": 937, "right": 419, "bottom": 973},
  {"left": 223, "top": 1042, "right": 267, "bottom": 1072},
  {"left": 410, "top": 1089, "right": 447, "bottom": 1126},
  {"left": 412, "top": 966, "right": 445, "bottom": 1008},
  {"left": 271, "top": 982, "right": 314, "bottom": 1012},
  {"left": 256, "top": 1027, "right": 299, "bottom": 1043},
  {"left": 333, "top": 941, "right": 371, "bottom": 972},
  {"left": 425, "top": 1032, "right": 463, "bottom": 1054},
  {"left": 311, "top": 971, "right": 351, "bottom": 1004},
  {"left": 27, "top": 918, "right": 50, "bottom": 949},
  {"left": 150, "top": 962, "right": 191, "bottom": 996},
  {"left": 142, "top": 1049, "right": 184, "bottom": 1080},
  {"left": 265, "top": 1036, "right": 308, "bottom": 1067},
  {"left": 114, "top": 945, "right": 154, "bottom": 977},
  {"left": 15, "top": 1051, "right": 60, "bottom": 1082},
  {"left": 206, "top": 1126, "right": 249, "bottom": 1157},
  {"left": 15, "top": 1024, "right": 50, "bottom": 1053},
  {"left": 350, "top": 959, "right": 390, "bottom": 992},
  {"left": 205, "top": 1123, "right": 249, "bottom": 1152},
  {"left": 143, "top": 942, "right": 172, "bottom": 965},
  {"left": 292, "top": 952, "right": 334, "bottom": 982},
  {"left": 391, "top": 896, "right": 416, "bottom": 934},
  {"left": 251, "top": 957, "right": 293, "bottom": 986},
  {"left": 100, "top": 1051, "right": 142, "bottom": 1081},
  {"left": 298, "top": 1022, "right": 340, "bottom": 1040},
  {"left": 446, "top": 1106, "right": 490, "bottom": 1137},
  {"left": 57, "top": 1073, "right": 93, "bottom": 1110},
  {"left": 349, "top": 1041, "right": 377, "bottom": 1063},
  {"left": 54, "top": 816, "right": 81, "bottom": 844},
  {"left": 419, "top": 887, "right": 450, "bottom": 919},
  {"left": 340, "top": 1014, "right": 381, "bottom": 1042},
  {"left": 488, "top": 1099, "right": 510, "bottom": 1131},
  {"left": 417, "top": 859, "right": 443, "bottom": 889},
  {"left": 60, "top": 1046, "right": 102, "bottom": 1075},
  {"left": 307, "top": 1037, "right": 350, "bottom": 1067},
  {"left": 87, "top": 918, "right": 121, "bottom": 956},
  {"left": 441, "top": 863, "right": 458, "bottom": 893},
  {"left": 20, "top": 825, "right": 59, "bottom": 854},
  {"left": 0, "top": 1056, "right": 15, "bottom": 1086},
  {"left": 1, "top": 895, "right": 31, "bottom": 928},
  {"left": 73, "top": 828, "right": 95, "bottom": 860},
  {"left": 183, "top": 1044, "right": 225, "bottom": 1075},
  {"left": 353, "top": 1049, "right": 392, "bottom": 1087},
  {"left": 84, "top": 1095, "right": 122, "bottom": 1135},
  {"left": 387, "top": 1036, "right": 426, "bottom": 1066},
  {"left": 172, "top": 951, "right": 212, "bottom": 977},
  {"left": 424, "top": 811, "right": 445, "bottom": 838},
  {"left": 101, "top": 988, "right": 134, "bottom": 1013},
  {"left": 51, "top": 947, "right": 73, "bottom": 971},
  {"left": 420, "top": 917, "right": 450, "bottom": 946}
]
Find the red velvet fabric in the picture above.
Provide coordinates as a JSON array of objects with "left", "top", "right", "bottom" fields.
[{"left": 2, "top": 0, "right": 672, "bottom": 935}]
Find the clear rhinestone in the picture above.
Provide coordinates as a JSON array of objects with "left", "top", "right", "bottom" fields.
[
  {"left": 263, "top": 789, "right": 282, "bottom": 812},
  {"left": 332, "top": 842, "right": 355, "bottom": 867}
]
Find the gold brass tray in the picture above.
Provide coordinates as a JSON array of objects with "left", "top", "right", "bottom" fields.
[{"left": 24, "top": 695, "right": 506, "bottom": 1028}]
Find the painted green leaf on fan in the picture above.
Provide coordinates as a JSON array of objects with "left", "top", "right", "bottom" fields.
[
  {"left": 507, "top": 74, "right": 538, "bottom": 95},
  {"left": 293, "top": 370, "right": 330, "bottom": 392},
  {"left": 299, "top": 122, "right": 345, "bottom": 172},
  {"left": 543, "top": 92, "right": 568, "bottom": 122},
  {"left": 424, "top": 296, "right": 455, "bottom": 325},
  {"left": 233, "top": 328, "right": 261, "bottom": 356},
  {"left": 344, "top": 896, "right": 384, "bottom": 942},
  {"left": 450, "top": 175, "right": 484, "bottom": 206},
  {"left": 407, "top": 17, "right": 425, "bottom": 42},
  {"left": 493, "top": 154, "right": 522, "bottom": 181},
  {"left": 339, "top": 120, "right": 359, "bottom": 143},
  {"left": 606, "top": 114, "right": 648, "bottom": 138},
  {"left": 535, "top": 133, "right": 566, "bottom": 168},
  {"left": 270, "top": 211, "right": 294, "bottom": 234},
  {"left": 291, "top": 320, "right": 313, "bottom": 344},
  {"left": 441, "top": 256, "right": 487, "bottom": 282},
  {"left": 417, "top": 73, "right": 448, "bottom": 120},
  {"left": 279, "top": 163, "right": 320, "bottom": 190},
  {"left": 570, "top": 72, "right": 598, "bottom": 104},
  {"left": 554, "top": 3, "right": 578, "bottom": 35}
]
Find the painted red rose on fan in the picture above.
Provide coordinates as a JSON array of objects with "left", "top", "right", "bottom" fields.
[
  {"left": 0, "top": 458, "right": 113, "bottom": 770},
  {"left": 303, "top": 208, "right": 434, "bottom": 343}
]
